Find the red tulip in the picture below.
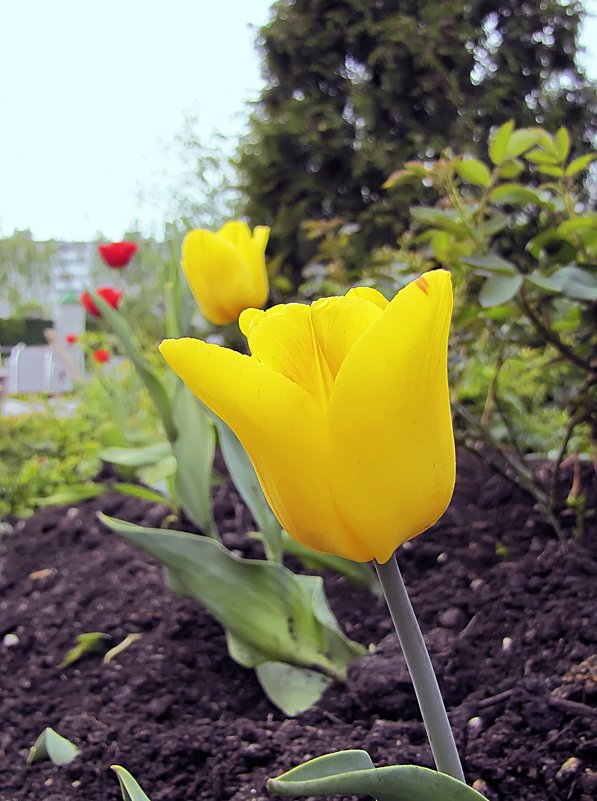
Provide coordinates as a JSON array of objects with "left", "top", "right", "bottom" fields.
[
  {"left": 65, "top": 334, "right": 78, "bottom": 345},
  {"left": 92, "top": 349, "right": 111, "bottom": 364},
  {"left": 98, "top": 241, "right": 138, "bottom": 269},
  {"left": 81, "top": 286, "right": 123, "bottom": 317}
]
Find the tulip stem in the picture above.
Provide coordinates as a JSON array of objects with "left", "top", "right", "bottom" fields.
[{"left": 374, "top": 554, "right": 465, "bottom": 783}]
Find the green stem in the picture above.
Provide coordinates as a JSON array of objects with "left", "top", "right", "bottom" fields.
[{"left": 374, "top": 555, "right": 465, "bottom": 783}]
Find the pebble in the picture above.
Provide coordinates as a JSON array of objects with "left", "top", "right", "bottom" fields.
[
  {"left": 502, "top": 636, "right": 513, "bottom": 652},
  {"left": 555, "top": 757, "right": 582, "bottom": 784},
  {"left": 472, "top": 779, "right": 490, "bottom": 795},
  {"left": 438, "top": 607, "right": 466, "bottom": 629},
  {"left": 467, "top": 716, "right": 483, "bottom": 736},
  {"left": 3, "top": 633, "right": 19, "bottom": 647}
]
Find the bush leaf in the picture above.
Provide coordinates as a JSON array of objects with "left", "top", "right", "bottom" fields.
[
  {"left": 479, "top": 274, "right": 523, "bottom": 307},
  {"left": 455, "top": 159, "right": 491, "bottom": 188}
]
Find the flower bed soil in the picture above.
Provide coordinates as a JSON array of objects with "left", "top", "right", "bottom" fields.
[{"left": 0, "top": 451, "right": 595, "bottom": 801}]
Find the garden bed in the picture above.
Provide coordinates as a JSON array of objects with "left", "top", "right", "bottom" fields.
[{"left": 0, "top": 451, "right": 595, "bottom": 801}]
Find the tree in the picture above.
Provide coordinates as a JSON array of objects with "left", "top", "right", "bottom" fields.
[
  {"left": 0, "top": 231, "right": 57, "bottom": 316},
  {"left": 237, "top": 0, "right": 597, "bottom": 281}
]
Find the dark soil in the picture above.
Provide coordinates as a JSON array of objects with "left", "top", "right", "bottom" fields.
[{"left": 0, "top": 451, "right": 596, "bottom": 801}]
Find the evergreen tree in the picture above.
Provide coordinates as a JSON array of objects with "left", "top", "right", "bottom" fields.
[{"left": 237, "top": 0, "right": 597, "bottom": 280}]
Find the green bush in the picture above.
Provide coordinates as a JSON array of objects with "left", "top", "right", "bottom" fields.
[{"left": 0, "top": 408, "right": 102, "bottom": 520}]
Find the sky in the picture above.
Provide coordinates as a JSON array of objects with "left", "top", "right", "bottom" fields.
[
  {"left": 0, "top": 0, "right": 596, "bottom": 243},
  {"left": 0, "top": 0, "right": 273, "bottom": 241}
]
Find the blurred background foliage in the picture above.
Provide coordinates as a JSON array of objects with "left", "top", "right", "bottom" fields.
[{"left": 237, "top": 0, "right": 596, "bottom": 283}]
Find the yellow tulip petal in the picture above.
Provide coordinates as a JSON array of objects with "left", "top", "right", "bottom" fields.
[
  {"left": 217, "top": 220, "right": 253, "bottom": 251},
  {"left": 182, "top": 230, "right": 254, "bottom": 325},
  {"left": 310, "top": 294, "right": 383, "bottom": 380},
  {"left": 248, "top": 225, "right": 270, "bottom": 304},
  {"left": 159, "top": 338, "right": 370, "bottom": 560},
  {"left": 328, "top": 270, "right": 455, "bottom": 563},
  {"left": 346, "top": 286, "right": 389, "bottom": 310},
  {"left": 240, "top": 302, "right": 334, "bottom": 408}
]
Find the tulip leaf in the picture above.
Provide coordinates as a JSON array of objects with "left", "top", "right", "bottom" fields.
[
  {"left": 278, "top": 531, "right": 379, "bottom": 592},
  {"left": 99, "top": 514, "right": 364, "bottom": 700},
  {"left": 479, "top": 274, "right": 523, "bottom": 307},
  {"left": 267, "top": 750, "right": 489, "bottom": 801},
  {"left": 213, "top": 416, "right": 282, "bottom": 561},
  {"left": 111, "top": 765, "right": 153, "bottom": 801},
  {"left": 27, "top": 727, "right": 79, "bottom": 766},
  {"left": 91, "top": 291, "right": 177, "bottom": 442},
  {"left": 34, "top": 483, "right": 107, "bottom": 506},
  {"left": 100, "top": 441, "right": 172, "bottom": 468},
  {"left": 112, "top": 483, "right": 173, "bottom": 506},
  {"left": 59, "top": 631, "right": 111, "bottom": 668},
  {"left": 256, "top": 661, "right": 334, "bottom": 717},
  {"left": 171, "top": 382, "right": 217, "bottom": 536}
]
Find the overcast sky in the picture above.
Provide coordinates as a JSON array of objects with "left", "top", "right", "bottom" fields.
[
  {"left": 0, "top": 0, "right": 273, "bottom": 241},
  {"left": 0, "top": 0, "right": 595, "bottom": 242}
]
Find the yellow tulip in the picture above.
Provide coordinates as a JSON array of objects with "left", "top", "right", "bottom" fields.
[
  {"left": 182, "top": 221, "right": 270, "bottom": 325},
  {"left": 160, "top": 270, "right": 455, "bottom": 563}
]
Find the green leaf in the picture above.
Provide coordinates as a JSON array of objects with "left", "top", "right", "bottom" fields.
[
  {"left": 553, "top": 127, "right": 570, "bottom": 162},
  {"left": 171, "top": 382, "right": 216, "bottom": 536},
  {"left": 214, "top": 415, "right": 282, "bottom": 561},
  {"left": 550, "top": 265, "right": 597, "bottom": 301},
  {"left": 488, "top": 120, "right": 514, "bottom": 165},
  {"left": 111, "top": 766, "right": 152, "bottom": 801},
  {"left": 383, "top": 170, "right": 419, "bottom": 189},
  {"left": 278, "top": 531, "right": 379, "bottom": 591},
  {"left": 455, "top": 159, "right": 491, "bottom": 188},
  {"left": 100, "top": 515, "right": 365, "bottom": 695},
  {"left": 34, "top": 483, "right": 107, "bottom": 506},
  {"left": 526, "top": 230, "right": 576, "bottom": 263},
  {"left": 558, "top": 216, "right": 597, "bottom": 237},
  {"left": 489, "top": 184, "right": 544, "bottom": 206},
  {"left": 410, "top": 207, "right": 467, "bottom": 236},
  {"left": 498, "top": 159, "right": 524, "bottom": 178},
  {"left": 534, "top": 164, "right": 564, "bottom": 178},
  {"left": 100, "top": 441, "right": 172, "bottom": 468},
  {"left": 504, "top": 128, "right": 543, "bottom": 159},
  {"left": 267, "top": 749, "right": 489, "bottom": 801},
  {"left": 525, "top": 149, "right": 559, "bottom": 166},
  {"left": 524, "top": 272, "right": 563, "bottom": 295},
  {"left": 479, "top": 213, "right": 508, "bottom": 236},
  {"left": 59, "top": 632, "right": 111, "bottom": 668},
  {"left": 113, "top": 483, "right": 172, "bottom": 506},
  {"left": 256, "top": 661, "right": 334, "bottom": 717},
  {"left": 91, "top": 292, "right": 177, "bottom": 442},
  {"left": 479, "top": 274, "right": 523, "bottom": 307},
  {"left": 461, "top": 255, "right": 517, "bottom": 275},
  {"left": 565, "top": 154, "right": 595, "bottom": 178},
  {"left": 103, "top": 633, "right": 143, "bottom": 663},
  {"left": 27, "top": 727, "right": 79, "bottom": 766}
]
